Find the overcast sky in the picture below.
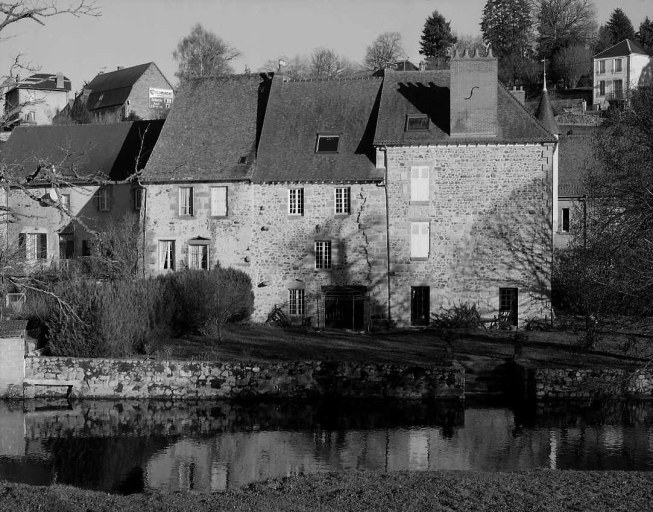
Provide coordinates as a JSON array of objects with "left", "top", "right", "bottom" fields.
[{"left": 2, "top": 0, "right": 651, "bottom": 91}]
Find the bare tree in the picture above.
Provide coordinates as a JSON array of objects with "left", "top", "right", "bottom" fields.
[
  {"left": 310, "top": 47, "right": 343, "bottom": 78},
  {"left": 364, "top": 32, "right": 406, "bottom": 70},
  {"left": 532, "top": 0, "right": 597, "bottom": 59},
  {"left": 0, "top": 1, "right": 98, "bottom": 33},
  {"left": 552, "top": 44, "right": 592, "bottom": 87},
  {"left": 173, "top": 23, "right": 240, "bottom": 82}
]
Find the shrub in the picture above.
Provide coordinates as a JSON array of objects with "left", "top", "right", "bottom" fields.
[{"left": 431, "top": 302, "right": 481, "bottom": 329}]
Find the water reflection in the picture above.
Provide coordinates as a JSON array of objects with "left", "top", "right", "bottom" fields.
[{"left": 0, "top": 399, "right": 651, "bottom": 494}]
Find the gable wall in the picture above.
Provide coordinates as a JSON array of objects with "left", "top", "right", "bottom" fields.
[
  {"left": 385, "top": 143, "right": 554, "bottom": 326},
  {"left": 127, "top": 65, "right": 174, "bottom": 120}
]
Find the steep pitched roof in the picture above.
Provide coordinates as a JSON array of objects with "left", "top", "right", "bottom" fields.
[
  {"left": 595, "top": 39, "right": 650, "bottom": 59},
  {"left": 535, "top": 90, "right": 560, "bottom": 136},
  {"left": 253, "top": 76, "right": 383, "bottom": 183},
  {"left": 558, "top": 131, "right": 598, "bottom": 197},
  {"left": 1, "top": 120, "right": 164, "bottom": 182},
  {"left": 8, "top": 73, "right": 71, "bottom": 92},
  {"left": 142, "top": 74, "right": 270, "bottom": 183},
  {"left": 85, "top": 63, "right": 168, "bottom": 111},
  {"left": 374, "top": 70, "right": 556, "bottom": 145}
]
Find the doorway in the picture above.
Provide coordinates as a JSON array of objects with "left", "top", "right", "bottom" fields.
[{"left": 322, "top": 286, "right": 366, "bottom": 330}]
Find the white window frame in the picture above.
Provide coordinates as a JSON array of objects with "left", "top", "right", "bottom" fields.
[
  {"left": 210, "top": 186, "right": 228, "bottom": 217},
  {"left": 410, "top": 166, "right": 430, "bottom": 202},
  {"left": 315, "top": 134, "right": 340, "bottom": 153},
  {"left": 410, "top": 222, "right": 430, "bottom": 259},
  {"left": 315, "top": 240, "right": 332, "bottom": 269},
  {"left": 599, "top": 80, "right": 606, "bottom": 96},
  {"left": 133, "top": 188, "right": 144, "bottom": 211},
  {"left": 97, "top": 187, "right": 110, "bottom": 212},
  {"left": 599, "top": 60, "right": 606, "bottom": 74},
  {"left": 288, "top": 188, "right": 304, "bottom": 216},
  {"left": 188, "top": 244, "right": 209, "bottom": 269},
  {"left": 159, "top": 240, "right": 175, "bottom": 270},
  {"left": 289, "top": 289, "right": 305, "bottom": 316},
  {"left": 335, "top": 187, "right": 351, "bottom": 214},
  {"left": 179, "top": 187, "right": 194, "bottom": 216},
  {"left": 23, "top": 232, "right": 47, "bottom": 261}
]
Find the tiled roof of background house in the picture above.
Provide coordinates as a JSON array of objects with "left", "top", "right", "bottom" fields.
[
  {"left": 85, "top": 63, "right": 167, "bottom": 110},
  {"left": 1, "top": 120, "right": 163, "bottom": 182},
  {"left": 141, "top": 74, "right": 271, "bottom": 182},
  {"left": 253, "top": 76, "right": 384, "bottom": 183},
  {"left": 0, "top": 320, "right": 27, "bottom": 338},
  {"left": 374, "top": 70, "right": 557, "bottom": 145},
  {"left": 595, "top": 39, "right": 650, "bottom": 59},
  {"left": 558, "top": 130, "right": 598, "bottom": 197},
  {"left": 9, "top": 73, "right": 71, "bottom": 92}
]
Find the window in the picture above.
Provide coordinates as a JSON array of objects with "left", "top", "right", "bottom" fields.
[
  {"left": 96, "top": 187, "right": 110, "bottom": 211},
  {"left": 179, "top": 187, "right": 194, "bottom": 216},
  {"left": 561, "top": 208, "right": 570, "bottom": 233},
  {"left": 316, "top": 135, "right": 339, "bottom": 153},
  {"left": 188, "top": 244, "right": 209, "bottom": 269},
  {"left": 410, "top": 222, "right": 430, "bottom": 259},
  {"left": 614, "top": 79, "right": 623, "bottom": 98},
  {"left": 315, "top": 240, "right": 332, "bottom": 269},
  {"left": 410, "top": 166, "right": 430, "bottom": 202},
  {"left": 59, "top": 234, "right": 75, "bottom": 259},
  {"left": 335, "top": 187, "right": 350, "bottom": 214},
  {"left": 614, "top": 58, "right": 622, "bottom": 72},
  {"left": 599, "top": 60, "right": 605, "bottom": 74},
  {"left": 288, "top": 188, "right": 304, "bottom": 216},
  {"left": 19, "top": 233, "right": 47, "bottom": 260},
  {"left": 499, "top": 288, "right": 518, "bottom": 327},
  {"left": 60, "top": 193, "right": 70, "bottom": 211},
  {"left": 599, "top": 80, "right": 606, "bottom": 96},
  {"left": 159, "top": 240, "right": 175, "bottom": 270},
  {"left": 133, "top": 188, "right": 144, "bottom": 210},
  {"left": 82, "top": 240, "right": 91, "bottom": 256},
  {"left": 289, "top": 289, "right": 305, "bottom": 316},
  {"left": 406, "top": 114, "right": 429, "bottom": 131},
  {"left": 210, "top": 186, "right": 228, "bottom": 216},
  {"left": 411, "top": 286, "right": 430, "bottom": 326}
]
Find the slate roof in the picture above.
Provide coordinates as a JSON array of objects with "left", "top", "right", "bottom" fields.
[
  {"left": 0, "top": 320, "right": 27, "bottom": 338},
  {"left": 253, "top": 76, "right": 384, "bottom": 183},
  {"left": 374, "top": 70, "right": 556, "bottom": 145},
  {"left": 558, "top": 130, "right": 598, "bottom": 197},
  {"left": 8, "top": 73, "right": 71, "bottom": 92},
  {"left": 535, "top": 90, "right": 560, "bottom": 136},
  {"left": 142, "top": 74, "right": 271, "bottom": 183},
  {"left": 85, "top": 63, "right": 167, "bottom": 111},
  {"left": 595, "top": 39, "right": 650, "bottom": 59},
  {"left": 1, "top": 120, "right": 164, "bottom": 182}
]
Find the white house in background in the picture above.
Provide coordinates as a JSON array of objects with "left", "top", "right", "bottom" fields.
[{"left": 593, "top": 39, "right": 652, "bottom": 108}]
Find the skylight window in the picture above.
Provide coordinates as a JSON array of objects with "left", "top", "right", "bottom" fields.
[
  {"left": 316, "top": 135, "right": 340, "bottom": 153},
  {"left": 406, "top": 114, "right": 429, "bottom": 131}
]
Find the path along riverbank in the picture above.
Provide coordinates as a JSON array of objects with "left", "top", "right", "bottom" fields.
[{"left": 1, "top": 470, "right": 652, "bottom": 511}]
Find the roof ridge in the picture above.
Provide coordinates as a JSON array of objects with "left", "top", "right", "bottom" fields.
[{"left": 285, "top": 76, "right": 381, "bottom": 83}]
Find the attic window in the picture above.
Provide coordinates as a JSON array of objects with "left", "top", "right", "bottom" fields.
[
  {"left": 316, "top": 135, "right": 339, "bottom": 153},
  {"left": 406, "top": 114, "right": 429, "bottom": 131},
  {"left": 239, "top": 156, "right": 247, "bottom": 164}
]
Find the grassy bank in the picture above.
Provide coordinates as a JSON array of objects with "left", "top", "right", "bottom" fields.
[{"left": 2, "top": 470, "right": 652, "bottom": 511}]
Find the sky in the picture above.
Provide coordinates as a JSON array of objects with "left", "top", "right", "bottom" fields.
[{"left": 2, "top": 0, "right": 651, "bottom": 92}]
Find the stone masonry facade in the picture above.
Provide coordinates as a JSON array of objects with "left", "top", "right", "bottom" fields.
[{"left": 385, "top": 143, "right": 554, "bottom": 326}]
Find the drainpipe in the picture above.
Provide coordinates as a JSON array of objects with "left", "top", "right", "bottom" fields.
[
  {"left": 382, "top": 147, "right": 392, "bottom": 326},
  {"left": 141, "top": 184, "right": 147, "bottom": 277}
]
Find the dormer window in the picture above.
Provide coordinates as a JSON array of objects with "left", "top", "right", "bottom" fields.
[
  {"left": 406, "top": 114, "right": 429, "bottom": 131},
  {"left": 316, "top": 134, "right": 339, "bottom": 153}
]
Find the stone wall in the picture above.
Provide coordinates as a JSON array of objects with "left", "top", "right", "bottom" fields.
[
  {"left": 249, "top": 182, "right": 388, "bottom": 323},
  {"left": 533, "top": 368, "right": 653, "bottom": 400},
  {"left": 24, "top": 356, "right": 464, "bottom": 400},
  {"left": 385, "top": 143, "right": 554, "bottom": 326}
]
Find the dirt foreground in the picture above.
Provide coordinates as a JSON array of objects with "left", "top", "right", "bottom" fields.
[{"left": 2, "top": 470, "right": 652, "bottom": 512}]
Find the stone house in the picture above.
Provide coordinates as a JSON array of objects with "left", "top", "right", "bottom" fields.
[
  {"left": 61, "top": 63, "right": 173, "bottom": 123},
  {"left": 374, "top": 51, "right": 557, "bottom": 327},
  {"left": 141, "top": 52, "right": 557, "bottom": 328},
  {"left": 2, "top": 73, "right": 72, "bottom": 129},
  {"left": 593, "top": 39, "right": 652, "bottom": 108},
  {"left": 0, "top": 121, "right": 163, "bottom": 270}
]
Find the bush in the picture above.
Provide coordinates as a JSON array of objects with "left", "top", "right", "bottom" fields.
[
  {"left": 431, "top": 302, "right": 481, "bottom": 329},
  {"left": 169, "top": 267, "right": 254, "bottom": 341}
]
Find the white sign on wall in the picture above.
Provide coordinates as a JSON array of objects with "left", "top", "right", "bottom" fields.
[{"left": 149, "top": 88, "right": 174, "bottom": 109}]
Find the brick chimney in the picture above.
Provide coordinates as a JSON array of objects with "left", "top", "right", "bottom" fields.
[
  {"left": 510, "top": 86, "right": 526, "bottom": 105},
  {"left": 56, "top": 72, "right": 64, "bottom": 89},
  {"left": 449, "top": 48, "right": 498, "bottom": 138}
]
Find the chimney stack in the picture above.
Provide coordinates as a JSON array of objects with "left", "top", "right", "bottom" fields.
[
  {"left": 510, "top": 85, "right": 526, "bottom": 105},
  {"left": 56, "top": 72, "right": 64, "bottom": 89},
  {"left": 449, "top": 48, "right": 498, "bottom": 138}
]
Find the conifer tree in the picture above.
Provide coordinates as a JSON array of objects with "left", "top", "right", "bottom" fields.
[
  {"left": 480, "top": 0, "right": 532, "bottom": 59},
  {"left": 419, "top": 10, "right": 457, "bottom": 58},
  {"left": 637, "top": 17, "right": 653, "bottom": 53},
  {"left": 605, "top": 8, "right": 636, "bottom": 45}
]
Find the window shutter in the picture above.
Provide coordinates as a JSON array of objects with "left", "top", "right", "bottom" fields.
[
  {"left": 411, "top": 166, "right": 429, "bottom": 201},
  {"left": 211, "top": 187, "right": 227, "bottom": 216},
  {"left": 411, "top": 222, "right": 429, "bottom": 258},
  {"left": 38, "top": 233, "right": 47, "bottom": 259},
  {"left": 18, "top": 233, "right": 26, "bottom": 258}
]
